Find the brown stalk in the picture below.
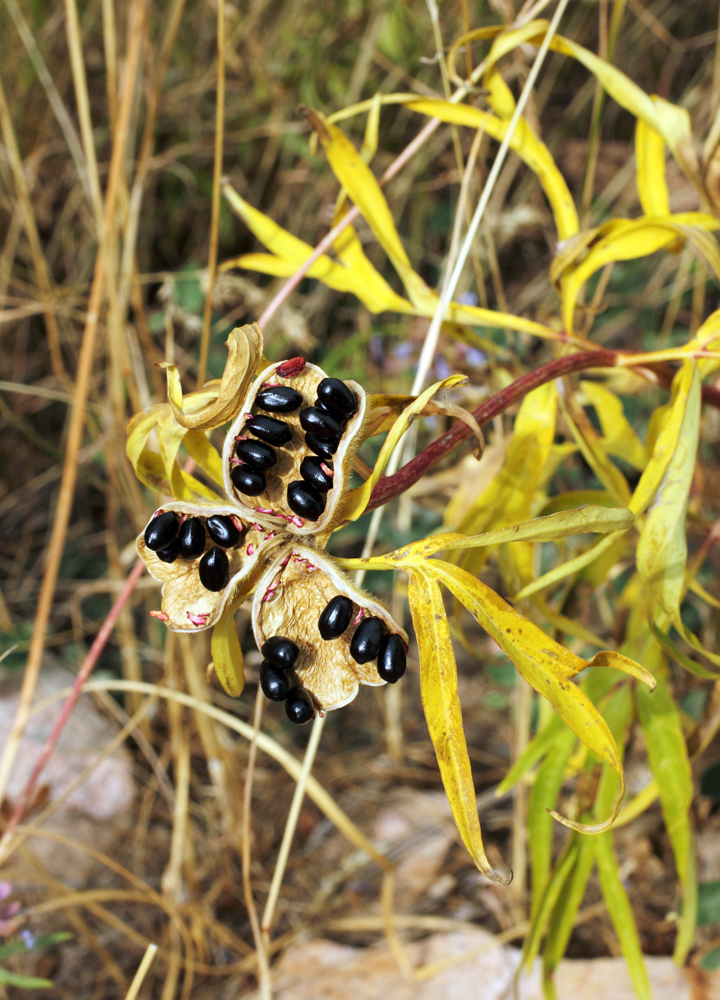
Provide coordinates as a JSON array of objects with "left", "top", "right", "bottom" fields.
[
  {"left": 196, "top": 0, "right": 226, "bottom": 388},
  {"left": 0, "top": 0, "right": 147, "bottom": 821},
  {"left": 0, "top": 69, "right": 65, "bottom": 379}
]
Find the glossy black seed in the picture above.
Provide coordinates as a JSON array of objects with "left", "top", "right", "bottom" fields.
[
  {"left": 349, "top": 616, "right": 386, "bottom": 664},
  {"left": 299, "top": 406, "right": 341, "bottom": 439},
  {"left": 230, "top": 465, "right": 266, "bottom": 496},
  {"left": 144, "top": 511, "right": 180, "bottom": 551},
  {"left": 317, "top": 377, "right": 358, "bottom": 419},
  {"left": 300, "top": 455, "right": 333, "bottom": 493},
  {"left": 157, "top": 536, "right": 180, "bottom": 563},
  {"left": 199, "top": 547, "right": 230, "bottom": 592},
  {"left": 177, "top": 517, "right": 205, "bottom": 559},
  {"left": 287, "top": 481, "right": 326, "bottom": 521},
  {"left": 206, "top": 515, "right": 241, "bottom": 548},
  {"left": 285, "top": 688, "right": 315, "bottom": 725},
  {"left": 305, "top": 433, "right": 340, "bottom": 460},
  {"left": 318, "top": 595, "right": 353, "bottom": 640},
  {"left": 235, "top": 438, "right": 277, "bottom": 470},
  {"left": 316, "top": 398, "right": 349, "bottom": 429},
  {"left": 256, "top": 386, "right": 303, "bottom": 413},
  {"left": 261, "top": 636, "right": 299, "bottom": 668},
  {"left": 377, "top": 634, "right": 407, "bottom": 683},
  {"left": 247, "top": 415, "right": 292, "bottom": 446},
  {"left": 260, "top": 660, "right": 292, "bottom": 701}
]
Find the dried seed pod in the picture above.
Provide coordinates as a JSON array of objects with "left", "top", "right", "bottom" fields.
[
  {"left": 318, "top": 595, "right": 353, "bottom": 640},
  {"left": 252, "top": 547, "right": 407, "bottom": 711},
  {"left": 350, "top": 616, "right": 386, "bottom": 664},
  {"left": 157, "top": 537, "right": 180, "bottom": 563},
  {"left": 285, "top": 688, "right": 315, "bottom": 724},
  {"left": 377, "top": 634, "right": 407, "bottom": 683},
  {"left": 299, "top": 405, "right": 342, "bottom": 439},
  {"left": 261, "top": 636, "right": 299, "bottom": 668},
  {"left": 256, "top": 386, "right": 303, "bottom": 413},
  {"left": 260, "top": 660, "right": 292, "bottom": 701},
  {"left": 137, "top": 502, "right": 282, "bottom": 633},
  {"left": 223, "top": 361, "right": 366, "bottom": 536},
  {"left": 178, "top": 517, "right": 206, "bottom": 559},
  {"left": 247, "top": 415, "right": 293, "bottom": 446},
  {"left": 230, "top": 465, "right": 266, "bottom": 496},
  {"left": 235, "top": 439, "right": 277, "bottom": 470},
  {"left": 199, "top": 547, "right": 230, "bottom": 591},
  {"left": 207, "top": 515, "right": 241, "bottom": 548},
  {"left": 316, "top": 377, "right": 358, "bottom": 419},
  {"left": 300, "top": 456, "right": 333, "bottom": 493},
  {"left": 287, "top": 481, "right": 326, "bottom": 521},
  {"left": 144, "top": 511, "right": 180, "bottom": 551}
]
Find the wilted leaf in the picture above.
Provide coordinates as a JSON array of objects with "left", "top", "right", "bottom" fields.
[{"left": 407, "top": 568, "right": 510, "bottom": 884}]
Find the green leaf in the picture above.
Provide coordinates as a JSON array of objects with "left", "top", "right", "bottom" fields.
[{"left": 697, "top": 881, "right": 720, "bottom": 926}]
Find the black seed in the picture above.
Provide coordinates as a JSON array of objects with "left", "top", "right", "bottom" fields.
[
  {"left": 300, "top": 456, "right": 333, "bottom": 493},
  {"left": 318, "top": 595, "right": 353, "bottom": 640},
  {"left": 299, "top": 405, "right": 341, "bottom": 439},
  {"left": 177, "top": 517, "right": 205, "bottom": 559},
  {"left": 247, "top": 415, "right": 292, "bottom": 446},
  {"left": 317, "top": 377, "right": 358, "bottom": 419},
  {"left": 157, "top": 536, "right": 180, "bottom": 563},
  {"left": 316, "top": 398, "right": 349, "bottom": 431},
  {"left": 287, "top": 481, "right": 326, "bottom": 521},
  {"left": 231, "top": 465, "right": 266, "bottom": 496},
  {"left": 305, "top": 433, "right": 340, "bottom": 460},
  {"left": 285, "top": 688, "right": 315, "bottom": 725},
  {"left": 377, "top": 634, "right": 407, "bottom": 683},
  {"left": 206, "top": 515, "right": 241, "bottom": 548},
  {"left": 235, "top": 438, "right": 277, "bottom": 470},
  {"left": 260, "top": 660, "right": 292, "bottom": 701},
  {"left": 144, "top": 511, "right": 180, "bottom": 551},
  {"left": 261, "top": 636, "right": 299, "bottom": 668},
  {"left": 256, "top": 386, "right": 303, "bottom": 413},
  {"left": 199, "top": 547, "right": 230, "bottom": 591},
  {"left": 349, "top": 616, "right": 386, "bottom": 663}
]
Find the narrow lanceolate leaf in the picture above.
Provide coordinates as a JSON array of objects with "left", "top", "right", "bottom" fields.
[
  {"left": 560, "top": 395, "right": 632, "bottom": 506},
  {"left": 210, "top": 611, "right": 245, "bottom": 698},
  {"left": 407, "top": 569, "right": 510, "bottom": 884},
  {"left": 580, "top": 381, "right": 647, "bottom": 471},
  {"left": 635, "top": 108, "right": 671, "bottom": 216},
  {"left": 637, "top": 362, "right": 700, "bottom": 618},
  {"left": 402, "top": 505, "right": 635, "bottom": 560},
  {"left": 427, "top": 561, "right": 651, "bottom": 832},
  {"left": 636, "top": 672, "right": 697, "bottom": 963},
  {"left": 337, "top": 373, "right": 467, "bottom": 524},
  {"left": 542, "top": 832, "right": 596, "bottom": 990}
]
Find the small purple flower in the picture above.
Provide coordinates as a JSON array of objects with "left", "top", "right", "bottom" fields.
[
  {"left": 434, "top": 357, "right": 452, "bottom": 380},
  {"left": 465, "top": 348, "right": 487, "bottom": 368},
  {"left": 21, "top": 929, "right": 35, "bottom": 950},
  {"left": 457, "top": 290, "right": 479, "bottom": 307}
]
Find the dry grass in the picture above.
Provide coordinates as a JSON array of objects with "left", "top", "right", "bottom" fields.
[{"left": 1, "top": 0, "right": 719, "bottom": 996}]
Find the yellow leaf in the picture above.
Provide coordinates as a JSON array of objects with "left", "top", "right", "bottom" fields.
[
  {"left": 428, "top": 560, "right": 651, "bottom": 832},
  {"left": 560, "top": 395, "right": 631, "bottom": 506},
  {"left": 338, "top": 373, "right": 468, "bottom": 523},
  {"left": 408, "top": 568, "right": 510, "bottom": 884},
  {"left": 631, "top": 361, "right": 698, "bottom": 516},
  {"left": 210, "top": 610, "right": 244, "bottom": 698},
  {"left": 514, "top": 530, "right": 627, "bottom": 601},
  {"left": 635, "top": 106, "right": 671, "bottom": 216},
  {"left": 636, "top": 362, "right": 699, "bottom": 618},
  {"left": 558, "top": 215, "right": 720, "bottom": 333},
  {"left": 390, "top": 504, "right": 634, "bottom": 560},
  {"left": 580, "top": 382, "right": 646, "bottom": 470}
]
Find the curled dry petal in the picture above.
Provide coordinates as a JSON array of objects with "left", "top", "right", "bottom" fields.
[
  {"left": 223, "top": 361, "right": 366, "bottom": 538},
  {"left": 136, "top": 500, "right": 282, "bottom": 632},
  {"left": 165, "top": 323, "right": 264, "bottom": 431},
  {"left": 252, "top": 546, "right": 408, "bottom": 712}
]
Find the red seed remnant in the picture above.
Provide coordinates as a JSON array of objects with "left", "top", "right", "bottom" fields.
[{"left": 276, "top": 356, "right": 306, "bottom": 377}]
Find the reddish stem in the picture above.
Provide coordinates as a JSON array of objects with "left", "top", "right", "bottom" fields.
[
  {"left": 1, "top": 559, "right": 145, "bottom": 843},
  {"left": 367, "top": 350, "right": 618, "bottom": 511}
]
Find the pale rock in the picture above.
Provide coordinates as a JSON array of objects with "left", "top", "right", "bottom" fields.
[{"left": 0, "top": 660, "right": 136, "bottom": 884}]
